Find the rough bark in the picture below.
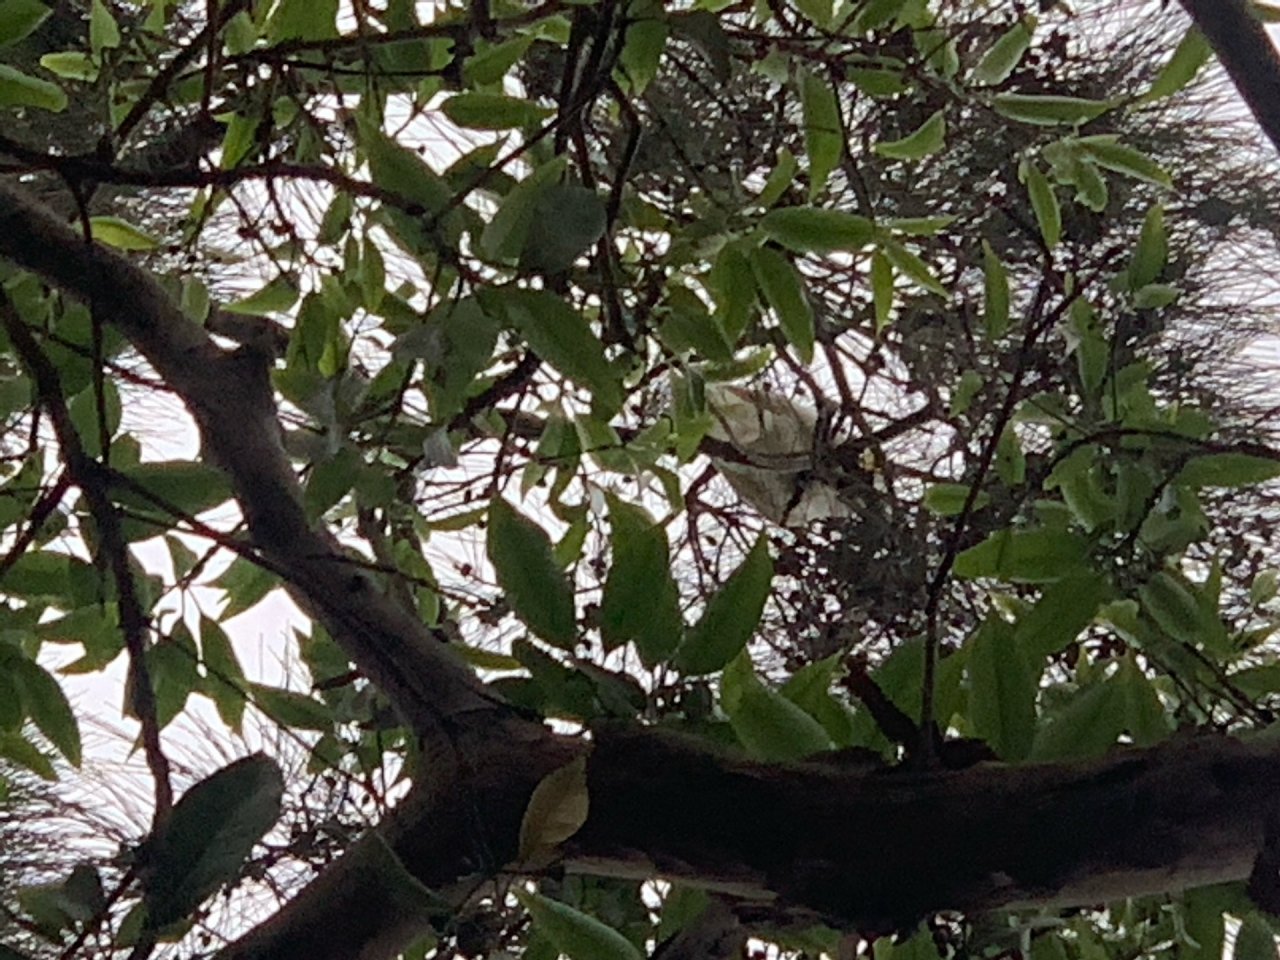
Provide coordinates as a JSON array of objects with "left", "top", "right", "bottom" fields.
[{"left": 3, "top": 179, "right": 1280, "bottom": 958}]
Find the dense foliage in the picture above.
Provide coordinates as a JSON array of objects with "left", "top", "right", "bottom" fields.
[{"left": 6, "top": 1, "right": 1280, "bottom": 959}]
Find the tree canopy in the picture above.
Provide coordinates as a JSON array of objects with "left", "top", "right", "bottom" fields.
[{"left": 6, "top": 1, "right": 1280, "bottom": 959}]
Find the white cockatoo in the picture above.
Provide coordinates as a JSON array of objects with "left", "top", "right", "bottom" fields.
[{"left": 703, "top": 383, "right": 853, "bottom": 527}]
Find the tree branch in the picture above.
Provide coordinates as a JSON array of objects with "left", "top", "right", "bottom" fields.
[{"left": 1179, "top": 0, "right": 1280, "bottom": 155}]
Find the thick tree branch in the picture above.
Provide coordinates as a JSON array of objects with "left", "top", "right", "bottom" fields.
[
  {"left": 1179, "top": 0, "right": 1280, "bottom": 155},
  {"left": 6, "top": 178, "right": 1280, "bottom": 960},
  {"left": 0, "top": 179, "right": 503, "bottom": 740}
]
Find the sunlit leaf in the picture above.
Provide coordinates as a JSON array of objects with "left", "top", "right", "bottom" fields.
[
  {"left": 1141, "top": 27, "right": 1212, "bottom": 102},
  {"left": 1019, "top": 158, "right": 1061, "bottom": 250},
  {"left": 1075, "top": 136, "right": 1173, "bottom": 187},
  {"left": 442, "top": 93, "right": 553, "bottom": 130},
  {"left": 982, "top": 241, "right": 1010, "bottom": 337},
  {"left": 1179, "top": 453, "right": 1280, "bottom": 488},
  {"left": 90, "top": 216, "right": 161, "bottom": 251},
  {"left": 519, "top": 757, "right": 589, "bottom": 863},
  {"left": 38, "top": 51, "right": 96, "bottom": 81},
  {"left": 971, "top": 17, "right": 1034, "bottom": 86},
  {"left": 873, "top": 110, "right": 945, "bottom": 160},
  {"left": 1128, "top": 203, "right": 1167, "bottom": 289},
  {"left": 994, "top": 93, "right": 1111, "bottom": 126},
  {"left": 223, "top": 275, "right": 299, "bottom": 316}
]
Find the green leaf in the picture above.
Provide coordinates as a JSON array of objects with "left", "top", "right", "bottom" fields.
[
  {"left": 870, "top": 250, "right": 894, "bottom": 331},
  {"left": 248, "top": 684, "right": 333, "bottom": 731},
  {"left": 113, "top": 461, "right": 233, "bottom": 519},
  {"left": 1142, "top": 27, "right": 1212, "bottom": 102},
  {"left": 923, "top": 483, "right": 989, "bottom": 516},
  {"left": 981, "top": 240, "right": 1010, "bottom": 337},
  {"left": 303, "top": 446, "right": 360, "bottom": 520},
  {"left": 0, "top": 64, "right": 66, "bottom": 111},
  {"left": 660, "top": 285, "right": 732, "bottom": 361},
  {"left": 1233, "top": 915, "right": 1278, "bottom": 960},
  {"left": 487, "top": 498, "right": 577, "bottom": 649},
  {"left": 89, "top": 216, "right": 160, "bottom": 251},
  {"left": 707, "top": 242, "right": 757, "bottom": 342},
  {"left": 0, "top": 730, "right": 56, "bottom": 780},
  {"left": 1178, "top": 453, "right": 1280, "bottom": 488},
  {"left": 971, "top": 17, "right": 1034, "bottom": 86},
  {"left": 515, "top": 890, "right": 642, "bottom": 960},
  {"left": 673, "top": 534, "right": 772, "bottom": 675},
  {"left": 519, "top": 757, "right": 589, "bottom": 863},
  {"left": 1133, "top": 283, "right": 1179, "bottom": 309},
  {"left": 953, "top": 528, "right": 1090, "bottom": 583},
  {"left": 756, "top": 148, "right": 797, "bottom": 209},
  {"left": 442, "top": 93, "right": 553, "bottom": 131},
  {"left": 670, "top": 10, "right": 729, "bottom": 83},
  {"left": 145, "top": 632, "right": 200, "bottom": 729},
  {"left": 722, "top": 655, "right": 834, "bottom": 761},
  {"left": 1075, "top": 136, "right": 1173, "bottom": 187},
  {"left": 521, "top": 182, "right": 607, "bottom": 274},
  {"left": 792, "top": 0, "right": 830, "bottom": 26},
  {"left": 800, "top": 69, "right": 842, "bottom": 199},
  {"left": 599, "top": 498, "right": 683, "bottom": 664},
  {"left": 1128, "top": 204, "right": 1167, "bottom": 289},
  {"left": 618, "top": 16, "right": 668, "bottom": 93},
  {"left": 396, "top": 296, "right": 499, "bottom": 421},
  {"left": 779, "top": 656, "right": 857, "bottom": 746},
  {"left": 266, "top": 0, "right": 337, "bottom": 41},
  {"left": 1030, "top": 680, "right": 1122, "bottom": 761},
  {"left": 882, "top": 241, "right": 946, "bottom": 296},
  {"left": 1013, "top": 573, "right": 1110, "bottom": 659},
  {"left": 361, "top": 125, "right": 450, "bottom": 216},
  {"left": 760, "top": 207, "right": 874, "bottom": 253},
  {"left": 142, "top": 755, "right": 284, "bottom": 929},
  {"left": 223, "top": 275, "right": 299, "bottom": 316},
  {"left": 993, "top": 93, "right": 1111, "bottom": 126},
  {"left": 2, "top": 551, "right": 93, "bottom": 600},
  {"left": 1140, "top": 571, "right": 1227, "bottom": 651},
  {"left": 481, "top": 157, "right": 570, "bottom": 263},
  {"left": 965, "top": 619, "right": 1035, "bottom": 761},
  {"left": 7, "top": 654, "right": 80, "bottom": 766},
  {"left": 1112, "top": 655, "right": 1169, "bottom": 745},
  {"left": 873, "top": 110, "right": 945, "bottom": 160},
  {"left": 1019, "top": 158, "right": 1061, "bottom": 250},
  {"left": 38, "top": 51, "right": 96, "bottom": 81},
  {"left": 750, "top": 246, "right": 814, "bottom": 362},
  {"left": 484, "top": 287, "right": 622, "bottom": 413},
  {"left": 89, "top": 0, "right": 120, "bottom": 53},
  {"left": 200, "top": 617, "right": 246, "bottom": 732},
  {"left": 212, "top": 556, "right": 277, "bottom": 619},
  {"left": 464, "top": 35, "right": 535, "bottom": 85},
  {"left": 852, "top": 0, "right": 908, "bottom": 32},
  {"left": 0, "top": 0, "right": 51, "bottom": 47}
]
